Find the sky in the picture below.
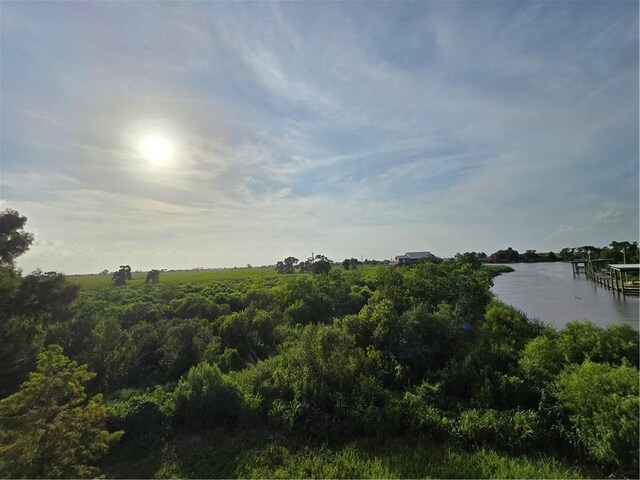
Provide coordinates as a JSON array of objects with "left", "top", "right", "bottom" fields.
[{"left": 1, "top": 1, "right": 638, "bottom": 274}]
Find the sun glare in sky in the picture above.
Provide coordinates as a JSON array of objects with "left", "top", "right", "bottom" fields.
[{"left": 139, "top": 135, "right": 174, "bottom": 166}]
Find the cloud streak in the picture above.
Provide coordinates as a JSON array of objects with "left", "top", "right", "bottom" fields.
[{"left": 1, "top": 1, "right": 637, "bottom": 273}]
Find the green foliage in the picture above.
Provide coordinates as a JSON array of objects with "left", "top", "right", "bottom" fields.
[
  {"left": 108, "top": 387, "right": 173, "bottom": 445},
  {"left": 552, "top": 361, "right": 639, "bottom": 471},
  {"left": 298, "top": 254, "right": 332, "bottom": 275},
  {"left": 219, "top": 308, "right": 278, "bottom": 362},
  {"left": 1, "top": 235, "right": 632, "bottom": 479},
  {"left": 520, "top": 322, "right": 639, "bottom": 390},
  {"left": 489, "top": 247, "right": 520, "bottom": 263},
  {"left": 119, "top": 301, "right": 163, "bottom": 328},
  {"left": 112, "top": 265, "right": 132, "bottom": 286},
  {"left": 0, "top": 270, "right": 80, "bottom": 396},
  {"left": 173, "top": 362, "right": 243, "bottom": 429},
  {"left": 519, "top": 335, "right": 563, "bottom": 387},
  {"left": 167, "top": 293, "right": 227, "bottom": 320},
  {"left": 342, "top": 257, "right": 362, "bottom": 270},
  {"left": 160, "top": 318, "right": 213, "bottom": 380},
  {"left": 275, "top": 256, "right": 299, "bottom": 274},
  {"left": 0, "top": 209, "right": 34, "bottom": 268},
  {"left": 145, "top": 269, "right": 160, "bottom": 283},
  {"left": 455, "top": 408, "right": 541, "bottom": 450},
  {"left": 0, "top": 345, "right": 122, "bottom": 478},
  {"left": 455, "top": 251, "right": 484, "bottom": 269},
  {"left": 237, "top": 438, "right": 585, "bottom": 479}
]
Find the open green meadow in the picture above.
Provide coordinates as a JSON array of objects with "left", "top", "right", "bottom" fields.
[
  {"left": 69, "top": 267, "right": 281, "bottom": 290},
  {"left": 69, "top": 265, "right": 387, "bottom": 290}
]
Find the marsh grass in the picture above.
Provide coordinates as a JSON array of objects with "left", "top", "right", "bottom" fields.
[{"left": 103, "top": 430, "right": 588, "bottom": 479}]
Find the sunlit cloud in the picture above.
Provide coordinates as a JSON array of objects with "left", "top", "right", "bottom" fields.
[{"left": 1, "top": 1, "right": 637, "bottom": 273}]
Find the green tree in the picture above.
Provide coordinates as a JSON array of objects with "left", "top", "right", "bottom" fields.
[
  {"left": 173, "top": 362, "right": 242, "bottom": 429},
  {"left": 1, "top": 271, "right": 80, "bottom": 396},
  {"left": 489, "top": 247, "right": 520, "bottom": 263},
  {"left": 0, "top": 209, "right": 34, "bottom": 269},
  {"left": 342, "top": 258, "right": 361, "bottom": 270},
  {"left": 145, "top": 269, "right": 160, "bottom": 283},
  {"left": 112, "top": 265, "right": 131, "bottom": 285},
  {"left": 276, "top": 256, "right": 299, "bottom": 274},
  {"left": 0, "top": 345, "right": 122, "bottom": 478},
  {"left": 298, "top": 254, "right": 332, "bottom": 275},
  {"left": 454, "top": 252, "right": 483, "bottom": 269}
]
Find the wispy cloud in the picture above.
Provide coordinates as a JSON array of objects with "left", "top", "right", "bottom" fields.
[{"left": 1, "top": 1, "right": 637, "bottom": 273}]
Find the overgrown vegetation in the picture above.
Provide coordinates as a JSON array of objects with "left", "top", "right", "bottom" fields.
[{"left": 1, "top": 209, "right": 638, "bottom": 478}]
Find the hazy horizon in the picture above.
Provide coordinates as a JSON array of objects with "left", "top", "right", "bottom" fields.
[{"left": 2, "top": 1, "right": 638, "bottom": 275}]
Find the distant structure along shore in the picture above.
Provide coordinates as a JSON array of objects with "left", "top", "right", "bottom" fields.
[{"left": 394, "top": 251, "right": 439, "bottom": 266}]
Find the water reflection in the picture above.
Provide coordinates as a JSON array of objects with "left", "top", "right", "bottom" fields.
[{"left": 490, "top": 262, "right": 639, "bottom": 330}]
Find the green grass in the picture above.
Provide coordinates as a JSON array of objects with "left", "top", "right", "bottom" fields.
[
  {"left": 102, "top": 430, "right": 589, "bottom": 479},
  {"left": 68, "top": 267, "right": 281, "bottom": 290},
  {"left": 238, "top": 438, "right": 587, "bottom": 479},
  {"left": 69, "top": 265, "right": 386, "bottom": 291},
  {"left": 482, "top": 264, "right": 516, "bottom": 277}
]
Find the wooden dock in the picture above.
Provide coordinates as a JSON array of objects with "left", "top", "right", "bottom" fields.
[{"left": 575, "top": 261, "right": 640, "bottom": 296}]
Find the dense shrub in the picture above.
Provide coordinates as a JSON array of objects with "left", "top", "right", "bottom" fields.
[
  {"left": 167, "top": 294, "right": 228, "bottom": 320},
  {"left": 108, "top": 387, "right": 173, "bottom": 445},
  {"left": 119, "top": 302, "right": 163, "bottom": 328},
  {"left": 551, "top": 361, "right": 639, "bottom": 472},
  {"left": 160, "top": 318, "right": 213, "bottom": 380},
  {"left": 520, "top": 322, "right": 639, "bottom": 389},
  {"left": 455, "top": 408, "right": 541, "bottom": 450},
  {"left": 173, "top": 362, "right": 243, "bottom": 429}
]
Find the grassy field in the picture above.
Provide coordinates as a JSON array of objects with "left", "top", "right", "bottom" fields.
[
  {"left": 68, "top": 267, "right": 281, "bottom": 290},
  {"left": 68, "top": 263, "right": 509, "bottom": 291},
  {"left": 69, "top": 265, "right": 388, "bottom": 290}
]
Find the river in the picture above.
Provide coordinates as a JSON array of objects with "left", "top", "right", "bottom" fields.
[{"left": 491, "top": 262, "right": 639, "bottom": 330}]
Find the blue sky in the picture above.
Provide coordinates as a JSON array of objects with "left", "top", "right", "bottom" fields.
[{"left": 1, "top": 1, "right": 638, "bottom": 274}]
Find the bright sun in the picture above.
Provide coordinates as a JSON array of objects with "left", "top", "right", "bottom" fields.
[{"left": 139, "top": 135, "right": 174, "bottom": 165}]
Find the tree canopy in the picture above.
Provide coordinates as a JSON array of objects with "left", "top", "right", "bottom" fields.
[
  {"left": 0, "top": 344, "right": 122, "bottom": 478},
  {"left": 0, "top": 209, "right": 34, "bottom": 269}
]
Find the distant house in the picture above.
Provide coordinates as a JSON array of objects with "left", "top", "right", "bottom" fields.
[{"left": 395, "top": 251, "right": 439, "bottom": 266}]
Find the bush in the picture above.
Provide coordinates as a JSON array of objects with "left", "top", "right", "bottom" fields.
[
  {"left": 108, "top": 387, "right": 173, "bottom": 445},
  {"left": 167, "top": 294, "right": 227, "bottom": 320},
  {"left": 552, "top": 361, "right": 639, "bottom": 471},
  {"left": 173, "top": 362, "right": 242, "bottom": 429},
  {"left": 456, "top": 408, "right": 541, "bottom": 450}
]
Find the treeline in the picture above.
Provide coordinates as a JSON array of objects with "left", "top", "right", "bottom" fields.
[
  {"left": 486, "top": 241, "right": 639, "bottom": 264},
  {"left": 1, "top": 210, "right": 638, "bottom": 478},
  {"left": 556, "top": 241, "right": 639, "bottom": 263}
]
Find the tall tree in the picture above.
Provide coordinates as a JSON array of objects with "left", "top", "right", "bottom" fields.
[
  {"left": 0, "top": 209, "right": 34, "bottom": 269},
  {"left": 112, "top": 265, "right": 132, "bottom": 285},
  {"left": 275, "top": 257, "right": 299, "bottom": 274},
  {"left": 0, "top": 345, "right": 122, "bottom": 478},
  {"left": 145, "top": 269, "right": 160, "bottom": 283}
]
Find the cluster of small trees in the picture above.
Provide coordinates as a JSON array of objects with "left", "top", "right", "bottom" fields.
[
  {"left": 275, "top": 254, "right": 332, "bottom": 275},
  {"left": 0, "top": 210, "right": 119, "bottom": 478},
  {"left": 341, "top": 257, "right": 361, "bottom": 270},
  {"left": 111, "top": 266, "right": 161, "bottom": 285},
  {"left": 556, "top": 241, "right": 639, "bottom": 263},
  {"left": 487, "top": 241, "right": 638, "bottom": 264}
]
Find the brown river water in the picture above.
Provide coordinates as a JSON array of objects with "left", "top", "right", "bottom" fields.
[{"left": 491, "top": 262, "right": 639, "bottom": 330}]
